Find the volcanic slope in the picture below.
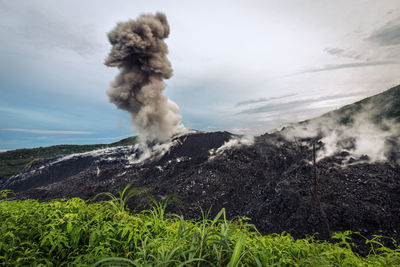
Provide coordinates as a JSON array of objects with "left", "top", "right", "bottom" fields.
[
  {"left": 0, "top": 136, "right": 138, "bottom": 181},
  {"left": 300, "top": 84, "right": 400, "bottom": 133},
  {"left": 2, "top": 131, "right": 400, "bottom": 248},
  {"left": 1, "top": 85, "right": 400, "bottom": 252}
]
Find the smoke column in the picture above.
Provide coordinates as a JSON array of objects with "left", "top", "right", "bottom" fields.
[{"left": 105, "top": 12, "right": 185, "bottom": 142}]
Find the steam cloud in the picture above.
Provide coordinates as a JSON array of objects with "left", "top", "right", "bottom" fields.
[
  {"left": 282, "top": 103, "right": 400, "bottom": 164},
  {"left": 208, "top": 135, "right": 255, "bottom": 160},
  {"left": 105, "top": 12, "right": 185, "bottom": 142}
]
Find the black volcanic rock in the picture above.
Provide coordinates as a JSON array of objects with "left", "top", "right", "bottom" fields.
[{"left": 1, "top": 130, "right": 400, "bottom": 255}]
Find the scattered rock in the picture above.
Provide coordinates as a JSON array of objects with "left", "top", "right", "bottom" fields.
[{"left": 1, "top": 131, "right": 400, "bottom": 255}]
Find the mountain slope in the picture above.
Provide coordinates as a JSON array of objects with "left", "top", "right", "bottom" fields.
[
  {"left": 0, "top": 136, "right": 138, "bottom": 180},
  {"left": 1, "top": 85, "right": 400, "bottom": 254},
  {"left": 306, "top": 84, "right": 400, "bottom": 133},
  {"left": 1, "top": 130, "right": 399, "bottom": 255}
]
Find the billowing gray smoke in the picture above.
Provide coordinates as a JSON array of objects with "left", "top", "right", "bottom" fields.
[{"left": 105, "top": 12, "right": 185, "bottom": 142}]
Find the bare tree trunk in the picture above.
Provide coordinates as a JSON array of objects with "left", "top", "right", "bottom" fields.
[{"left": 312, "top": 141, "right": 331, "bottom": 236}]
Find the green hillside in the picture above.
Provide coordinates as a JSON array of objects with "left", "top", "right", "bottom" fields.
[
  {"left": 0, "top": 137, "right": 137, "bottom": 181},
  {"left": 319, "top": 84, "right": 400, "bottom": 130}
]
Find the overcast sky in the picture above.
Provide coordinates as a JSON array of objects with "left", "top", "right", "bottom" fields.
[{"left": 0, "top": 0, "right": 399, "bottom": 150}]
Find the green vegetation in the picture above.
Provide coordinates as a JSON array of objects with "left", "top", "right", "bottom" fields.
[
  {"left": 1, "top": 188, "right": 399, "bottom": 266},
  {"left": 324, "top": 84, "right": 400, "bottom": 130},
  {"left": 0, "top": 137, "right": 137, "bottom": 181}
]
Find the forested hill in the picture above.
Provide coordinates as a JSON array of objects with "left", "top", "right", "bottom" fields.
[{"left": 0, "top": 136, "right": 138, "bottom": 180}]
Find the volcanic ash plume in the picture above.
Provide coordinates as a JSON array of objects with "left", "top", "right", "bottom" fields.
[{"left": 105, "top": 12, "right": 185, "bottom": 142}]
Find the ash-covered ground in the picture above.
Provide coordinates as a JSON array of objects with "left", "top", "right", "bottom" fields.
[{"left": 1, "top": 130, "right": 400, "bottom": 254}]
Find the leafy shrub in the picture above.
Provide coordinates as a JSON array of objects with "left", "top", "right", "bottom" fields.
[{"left": 0, "top": 188, "right": 399, "bottom": 266}]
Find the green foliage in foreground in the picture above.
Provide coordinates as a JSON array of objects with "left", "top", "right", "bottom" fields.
[
  {"left": 0, "top": 189, "right": 399, "bottom": 266},
  {"left": 0, "top": 136, "right": 137, "bottom": 180}
]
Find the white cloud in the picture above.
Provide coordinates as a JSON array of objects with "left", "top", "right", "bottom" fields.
[
  {"left": 0, "top": 128, "right": 94, "bottom": 135},
  {"left": 0, "top": 0, "right": 399, "bottom": 144}
]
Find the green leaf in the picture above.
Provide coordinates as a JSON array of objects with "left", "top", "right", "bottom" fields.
[{"left": 227, "top": 233, "right": 245, "bottom": 267}]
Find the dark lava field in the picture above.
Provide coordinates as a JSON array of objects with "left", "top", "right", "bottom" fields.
[{"left": 1, "top": 130, "right": 400, "bottom": 254}]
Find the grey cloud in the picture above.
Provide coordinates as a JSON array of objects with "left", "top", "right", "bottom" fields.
[
  {"left": 302, "top": 61, "right": 395, "bottom": 74},
  {"left": 0, "top": 2, "right": 104, "bottom": 56},
  {"left": 367, "top": 19, "right": 400, "bottom": 46},
  {"left": 238, "top": 92, "right": 362, "bottom": 115},
  {"left": 235, "top": 93, "right": 297, "bottom": 107},
  {"left": 324, "top": 47, "right": 362, "bottom": 60},
  {"left": 324, "top": 47, "right": 345, "bottom": 56}
]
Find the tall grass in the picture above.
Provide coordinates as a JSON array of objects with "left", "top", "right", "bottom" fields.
[{"left": 0, "top": 188, "right": 399, "bottom": 266}]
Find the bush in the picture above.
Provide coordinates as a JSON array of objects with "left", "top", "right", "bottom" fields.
[{"left": 0, "top": 188, "right": 399, "bottom": 266}]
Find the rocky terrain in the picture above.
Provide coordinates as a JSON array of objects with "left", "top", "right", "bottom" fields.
[
  {"left": 1, "top": 130, "right": 400, "bottom": 254},
  {"left": 0, "top": 136, "right": 137, "bottom": 180},
  {"left": 2, "top": 84, "right": 400, "bottom": 255}
]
